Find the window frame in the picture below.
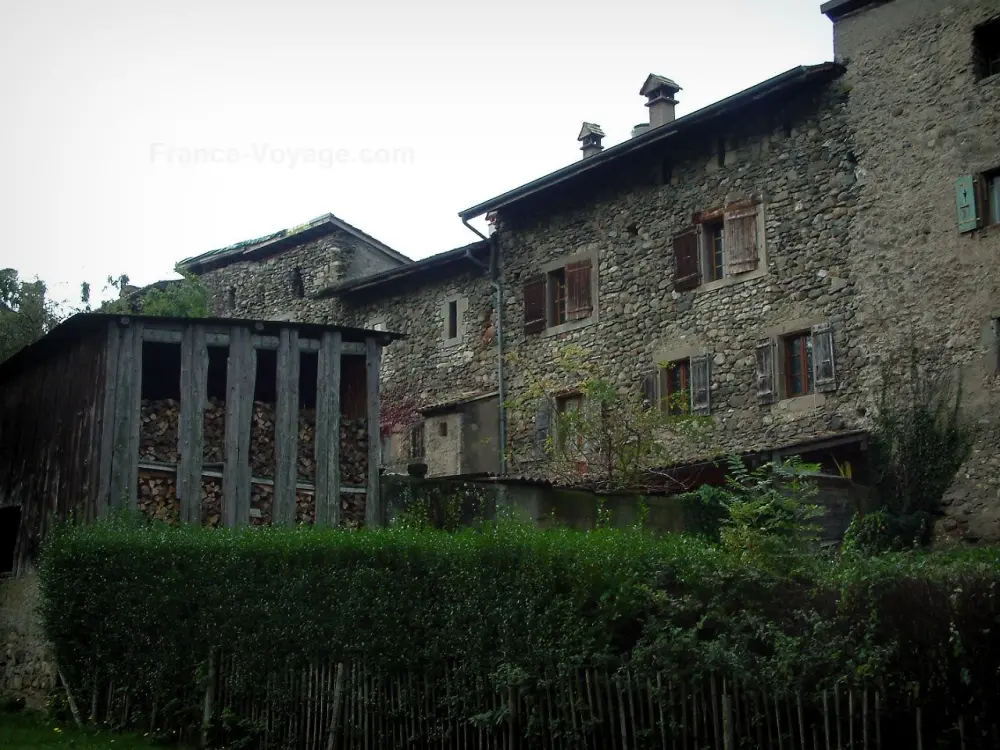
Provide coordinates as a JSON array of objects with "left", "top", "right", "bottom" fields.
[
  {"left": 783, "top": 332, "right": 814, "bottom": 398},
  {"left": 555, "top": 392, "right": 585, "bottom": 452},
  {"left": 549, "top": 267, "right": 569, "bottom": 327},
  {"left": 662, "top": 359, "right": 691, "bottom": 416},
  {"left": 528, "top": 250, "right": 600, "bottom": 337},
  {"left": 974, "top": 17, "right": 1000, "bottom": 81},
  {"left": 703, "top": 219, "right": 726, "bottom": 283},
  {"left": 446, "top": 300, "right": 458, "bottom": 339},
  {"left": 688, "top": 199, "right": 766, "bottom": 292},
  {"left": 408, "top": 422, "right": 425, "bottom": 461}
]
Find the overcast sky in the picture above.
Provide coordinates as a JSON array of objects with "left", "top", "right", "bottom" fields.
[{"left": 0, "top": 0, "right": 833, "bottom": 305}]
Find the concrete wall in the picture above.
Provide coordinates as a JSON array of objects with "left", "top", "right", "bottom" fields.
[{"left": 832, "top": 0, "right": 1000, "bottom": 542}]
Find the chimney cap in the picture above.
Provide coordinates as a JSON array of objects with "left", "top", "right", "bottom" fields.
[
  {"left": 640, "top": 73, "right": 681, "bottom": 99},
  {"left": 577, "top": 122, "right": 606, "bottom": 141}
]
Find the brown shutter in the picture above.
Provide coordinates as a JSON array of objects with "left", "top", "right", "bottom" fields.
[
  {"left": 725, "top": 204, "right": 758, "bottom": 275},
  {"left": 565, "top": 259, "right": 593, "bottom": 320},
  {"left": 811, "top": 322, "right": 837, "bottom": 392},
  {"left": 755, "top": 338, "right": 776, "bottom": 404},
  {"left": 690, "top": 354, "right": 711, "bottom": 415},
  {"left": 673, "top": 231, "right": 700, "bottom": 291},
  {"left": 523, "top": 275, "right": 546, "bottom": 334}
]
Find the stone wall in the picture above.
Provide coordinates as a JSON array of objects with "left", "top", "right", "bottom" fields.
[
  {"left": 0, "top": 572, "right": 53, "bottom": 708},
  {"left": 495, "top": 82, "right": 863, "bottom": 472},
  {"left": 832, "top": 0, "right": 1000, "bottom": 542}
]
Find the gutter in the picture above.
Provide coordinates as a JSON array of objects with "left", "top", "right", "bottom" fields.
[{"left": 462, "top": 217, "right": 508, "bottom": 477}]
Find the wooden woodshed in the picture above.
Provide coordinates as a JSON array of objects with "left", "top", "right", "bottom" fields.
[{"left": 0, "top": 313, "right": 400, "bottom": 574}]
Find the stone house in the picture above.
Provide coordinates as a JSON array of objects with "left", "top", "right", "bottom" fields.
[{"left": 178, "top": 0, "right": 1000, "bottom": 541}]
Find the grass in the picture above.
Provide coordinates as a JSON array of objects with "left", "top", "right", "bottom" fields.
[{"left": 0, "top": 711, "right": 174, "bottom": 749}]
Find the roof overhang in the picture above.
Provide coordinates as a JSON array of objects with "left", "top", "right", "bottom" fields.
[
  {"left": 458, "top": 63, "right": 844, "bottom": 220},
  {"left": 314, "top": 240, "right": 490, "bottom": 298},
  {"left": 820, "top": 0, "right": 891, "bottom": 21}
]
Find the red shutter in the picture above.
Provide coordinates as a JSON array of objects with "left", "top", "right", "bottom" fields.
[
  {"left": 523, "top": 275, "right": 546, "bottom": 334},
  {"left": 565, "top": 259, "right": 593, "bottom": 320},
  {"left": 673, "top": 231, "right": 699, "bottom": 291}
]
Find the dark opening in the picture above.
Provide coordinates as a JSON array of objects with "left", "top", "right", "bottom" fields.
[
  {"left": 254, "top": 348, "right": 278, "bottom": 403},
  {"left": 291, "top": 268, "right": 305, "bottom": 299},
  {"left": 141, "top": 341, "right": 182, "bottom": 400},
  {"left": 299, "top": 351, "right": 318, "bottom": 409},
  {"left": 0, "top": 506, "right": 20, "bottom": 574},
  {"left": 439, "top": 422, "right": 448, "bottom": 437},
  {"left": 974, "top": 17, "right": 1000, "bottom": 80},
  {"left": 716, "top": 137, "right": 726, "bottom": 167},
  {"left": 226, "top": 287, "right": 236, "bottom": 311},
  {"left": 626, "top": 222, "right": 639, "bottom": 238},
  {"left": 447, "top": 301, "right": 458, "bottom": 339},
  {"left": 206, "top": 346, "right": 229, "bottom": 401}
]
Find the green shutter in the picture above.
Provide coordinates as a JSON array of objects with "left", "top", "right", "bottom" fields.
[{"left": 956, "top": 175, "right": 979, "bottom": 233}]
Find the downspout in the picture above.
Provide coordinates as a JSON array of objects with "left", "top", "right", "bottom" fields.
[{"left": 463, "top": 217, "right": 507, "bottom": 476}]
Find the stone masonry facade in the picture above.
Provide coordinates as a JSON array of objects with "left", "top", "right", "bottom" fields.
[
  {"left": 830, "top": 0, "right": 1000, "bottom": 541},
  {"left": 177, "top": 0, "right": 999, "bottom": 540}
]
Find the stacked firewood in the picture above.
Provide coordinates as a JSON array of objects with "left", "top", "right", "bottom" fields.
[
  {"left": 202, "top": 479, "right": 223, "bottom": 528},
  {"left": 137, "top": 471, "right": 180, "bottom": 523},
  {"left": 140, "top": 400, "right": 180, "bottom": 463}
]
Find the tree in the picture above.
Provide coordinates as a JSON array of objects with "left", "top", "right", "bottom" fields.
[
  {"left": 0, "top": 268, "right": 59, "bottom": 362},
  {"left": 505, "top": 345, "right": 708, "bottom": 491},
  {"left": 94, "top": 270, "right": 210, "bottom": 318}
]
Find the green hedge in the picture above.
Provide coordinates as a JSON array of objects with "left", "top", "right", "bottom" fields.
[{"left": 38, "top": 517, "right": 1000, "bottom": 740}]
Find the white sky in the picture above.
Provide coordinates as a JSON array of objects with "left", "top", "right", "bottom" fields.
[{"left": 0, "top": 0, "right": 833, "bottom": 305}]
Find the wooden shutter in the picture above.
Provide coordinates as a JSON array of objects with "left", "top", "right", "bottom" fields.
[
  {"left": 641, "top": 373, "right": 658, "bottom": 410},
  {"left": 673, "top": 231, "right": 700, "bottom": 291},
  {"left": 724, "top": 204, "right": 759, "bottom": 275},
  {"left": 565, "top": 259, "right": 593, "bottom": 320},
  {"left": 755, "top": 338, "right": 776, "bottom": 404},
  {"left": 956, "top": 175, "right": 980, "bottom": 233},
  {"left": 811, "top": 322, "right": 837, "bottom": 393},
  {"left": 690, "top": 354, "right": 711, "bottom": 415},
  {"left": 523, "top": 275, "right": 546, "bottom": 334},
  {"left": 534, "top": 399, "right": 552, "bottom": 456}
]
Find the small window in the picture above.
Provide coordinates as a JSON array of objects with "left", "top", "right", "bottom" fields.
[
  {"left": 986, "top": 171, "right": 1000, "bottom": 226},
  {"left": 663, "top": 360, "right": 691, "bottom": 415},
  {"left": 704, "top": 220, "right": 725, "bottom": 282},
  {"left": 291, "top": 268, "right": 305, "bottom": 299},
  {"left": 993, "top": 317, "right": 1000, "bottom": 373},
  {"left": 974, "top": 17, "right": 1000, "bottom": 81},
  {"left": 438, "top": 422, "right": 448, "bottom": 437},
  {"left": 446, "top": 300, "right": 458, "bottom": 339},
  {"left": 784, "top": 333, "right": 814, "bottom": 397},
  {"left": 408, "top": 423, "right": 425, "bottom": 461},
  {"left": 549, "top": 268, "right": 568, "bottom": 326},
  {"left": 226, "top": 287, "right": 236, "bottom": 311},
  {"left": 0, "top": 506, "right": 20, "bottom": 574}
]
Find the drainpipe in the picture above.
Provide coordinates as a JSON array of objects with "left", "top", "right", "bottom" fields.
[{"left": 463, "top": 217, "right": 507, "bottom": 476}]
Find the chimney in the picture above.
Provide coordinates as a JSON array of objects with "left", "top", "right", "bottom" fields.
[
  {"left": 631, "top": 123, "right": 650, "bottom": 139},
  {"left": 640, "top": 74, "right": 682, "bottom": 128},
  {"left": 577, "top": 122, "right": 605, "bottom": 159}
]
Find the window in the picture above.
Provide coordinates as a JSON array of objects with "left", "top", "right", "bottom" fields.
[
  {"left": 987, "top": 171, "right": 1000, "bottom": 226},
  {"left": 974, "top": 17, "right": 1000, "bottom": 81},
  {"left": 0, "top": 506, "right": 19, "bottom": 574},
  {"left": 438, "top": 421, "right": 448, "bottom": 437},
  {"left": 705, "top": 220, "right": 725, "bottom": 282},
  {"left": 291, "top": 268, "right": 305, "bottom": 299},
  {"left": 523, "top": 257, "right": 594, "bottom": 334},
  {"left": 674, "top": 200, "right": 760, "bottom": 291},
  {"left": 447, "top": 300, "right": 458, "bottom": 339},
  {"left": 756, "top": 324, "right": 836, "bottom": 404},
  {"left": 784, "top": 333, "right": 814, "bottom": 397},
  {"left": 642, "top": 355, "right": 711, "bottom": 415},
  {"left": 408, "top": 423, "right": 425, "bottom": 461}
]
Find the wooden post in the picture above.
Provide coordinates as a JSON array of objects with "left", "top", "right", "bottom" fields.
[
  {"left": 97, "top": 321, "right": 121, "bottom": 515},
  {"left": 722, "top": 694, "right": 734, "bottom": 750},
  {"left": 108, "top": 319, "right": 143, "bottom": 510},
  {"left": 315, "top": 332, "right": 342, "bottom": 527},
  {"left": 178, "top": 325, "right": 208, "bottom": 523},
  {"left": 365, "top": 338, "right": 382, "bottom": 527},
  {"left": 275, "top": 328, "right": 300, "bottom": 525},
  {"left": 223, "top": 327, "right": 256, "bottom": 527}
]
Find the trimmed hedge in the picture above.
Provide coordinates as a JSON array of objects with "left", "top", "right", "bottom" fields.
[{"left": 39, "top": 517, "right": 1000, "bottom": 740}]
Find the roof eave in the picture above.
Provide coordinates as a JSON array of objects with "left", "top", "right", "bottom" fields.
[
  {"left": 458, "top": 63, "right": 844, "bottom": 220},
  {"left": 820, "top": 0, "right": 889, "bottom": 21}
]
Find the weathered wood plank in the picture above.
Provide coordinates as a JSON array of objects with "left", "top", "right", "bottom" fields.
[
  {"left": 126, "top": 321, "right": 144, "bottom": 510},
  {"left": 275, "top": 328, "right": 301, "bottom": 525},
  {"left": 223, "top": 327, "right": 256, "bottom": 527},
  {"left": 315, "top": 331, "right": 342, "bottom": 528},
  {"left": 364, "top": 338, "right": 382, "bottom": 527},
  {"left": 97, "top": 322, "right": 121, "bottom": 515},
  {"left": 178, "top": 325, "right": 208, "bottom": 523},
  {"left": 109, "top": 321, "right": 144, "bottom": 509}
]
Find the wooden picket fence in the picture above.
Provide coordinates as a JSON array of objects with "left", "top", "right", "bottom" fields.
[{"left": 94, "top": 657, "right": 998, "bottom": 749}]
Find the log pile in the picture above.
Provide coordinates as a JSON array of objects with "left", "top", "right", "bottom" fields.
[{"left": 136, "top": 398, "right": 371, "bottom": 527}]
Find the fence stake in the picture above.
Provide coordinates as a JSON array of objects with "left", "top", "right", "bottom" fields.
[
  {"left": 862, "top": 688, "right": 868, "bottom": 750},
  {"left": 915, "top": 706, "right": 923, "bottom": 750},
  {"left": 797, "top": 691, "right": 806, "bottom": 750},
  {"left": 723, "top": 694, "right": 734, "bottom": 750},
  {"left": 835, "top": 685, "right": 842, "bottom": 750},
  {"left": 774, "top": 693, "right": 784, "bottom": 750},
  {"left": 849, "top": 690, "right": 854, "bottom": 750},
  {"left": 958, "top": 715, "right": 966, "bottom": 750},
  {"left": 711, "top": 675, "right": 722, "bottom": 750},
  {"left": 200, "top": 649, "right": 219, "bottom": 749}
]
